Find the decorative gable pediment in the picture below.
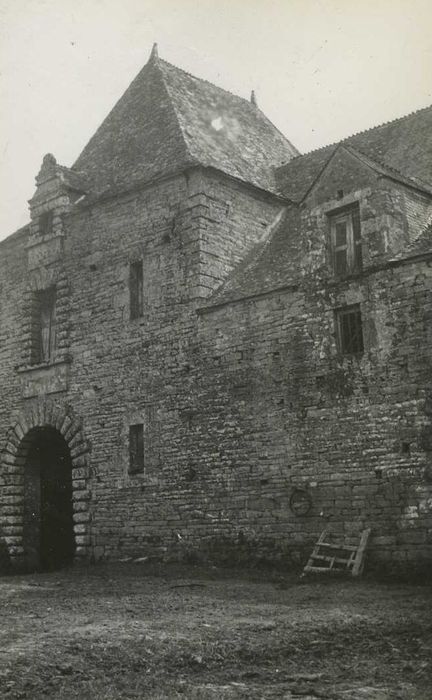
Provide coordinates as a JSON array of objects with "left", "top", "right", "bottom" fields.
[
  {"left": 27, "top": 154, "right": 87, "bottom": 268},
  {"left": 304, "top": 146, "right": 381, "bottom": 207}
]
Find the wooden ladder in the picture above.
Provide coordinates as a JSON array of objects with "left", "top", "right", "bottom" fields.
[{"left": 302, "top": 528, "right": 371, "bottom": 578}]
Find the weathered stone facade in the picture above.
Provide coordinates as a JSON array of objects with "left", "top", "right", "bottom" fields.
[{"left": 1, "top": 47, "right": 431, "bottom": 571}]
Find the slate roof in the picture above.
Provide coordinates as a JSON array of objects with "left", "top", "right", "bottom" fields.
[
  {"left": 72, "top": 47, "right": 299, "bottom": 198},
  {"left": 205, "top": 208, "right": 432, "bottom": 310},
  {"left": 276, "top": 105, "right": 432, "bottom": 201},
  {"left": 391, "top": 217, "right": 432, "bottom": 260},
  {"left": 205, "top": 207, "right": 303, "bottom": 308}
]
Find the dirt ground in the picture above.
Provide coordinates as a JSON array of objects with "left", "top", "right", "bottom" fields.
[{"left": 0, "top": 563, "right": 431, "bottom": 699}]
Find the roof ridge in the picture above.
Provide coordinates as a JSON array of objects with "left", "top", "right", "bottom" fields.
[
  {"left": 253, "top": 106, "right": 300, "bottom": 158},
  {"left": 155, "top": 59, "right": 198, "bottom": 166},
  {"left": 158, "top": 58, "right": 255, "bottom": 108},
  {"left": 287, "top": 103, "right": 432, "bottom": 163}
]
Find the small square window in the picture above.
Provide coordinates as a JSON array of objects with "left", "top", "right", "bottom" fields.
[
  {"left": 129, "top": 424, "right": 144, "bottom": 474},
  {"left": 129, "top": 261, "right": 143, "bottom": 319},
  {"left": 335, "top": 304, "right": 364, "bottom": 356},
  {"left": 329, "top": 205, "right": 362, "bottom": 276},
  {"left": 39, "top": 211, "right": 54, "bottom": 236}
]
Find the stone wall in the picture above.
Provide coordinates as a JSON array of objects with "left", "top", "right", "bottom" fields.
[
  {"left": 0, "top": 169, "right": 286, "bottom": 566},
  {"left": 187, "top": 169, "right": 432, "bottom": 570},
  {"left": 0, "top": 162, "right": 431, "bottom": 572},
  {"left": 0, "top": 228, "right": 29, "bottom": 561},
  {"left": 196, "top": 257, "right": 432, "bottom": 569}
]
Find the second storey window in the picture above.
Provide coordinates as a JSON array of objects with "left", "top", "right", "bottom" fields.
[
  {"left": 335, "top": 304, "right": 364, "bottom": 356},
  {"left": 329, "top": 205, "right": 362, "bottom": 276},
  {"left": 129, "top": 260, "right": 143, "bottom": 319},
  {"left": 31, "top": 287, "right": 57, "bottom": 364}
]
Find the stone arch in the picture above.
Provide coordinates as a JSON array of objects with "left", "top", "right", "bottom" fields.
[{"left": 0, "top": 400, "right": 91, "bottom": 566}]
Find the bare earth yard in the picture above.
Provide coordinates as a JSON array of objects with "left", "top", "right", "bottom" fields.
[{"left": 0, "top": 563, "right": 431, "bottom": 699}]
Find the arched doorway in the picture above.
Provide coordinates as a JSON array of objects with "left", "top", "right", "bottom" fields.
[{"left": 23, "top": 427, "right": 74, "bottom": 570}]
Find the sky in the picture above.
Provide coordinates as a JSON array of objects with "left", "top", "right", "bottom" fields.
[{"left": 0, "top": 0, "right": 431, "bottom": 240}]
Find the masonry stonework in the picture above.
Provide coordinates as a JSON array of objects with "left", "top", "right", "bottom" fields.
[{"left": 1, "top": 48, "right": 431, "bottom": 572}]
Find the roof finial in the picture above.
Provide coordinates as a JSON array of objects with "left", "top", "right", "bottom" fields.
[
  {"left": 149, "top": 43, "right": 159, "bottom": 63},
  {"left": 35, "top": 153, "right": 58, "bottom": 185},
  {"left": 250, "top": 90, "right": 258, "bottom": 107}
]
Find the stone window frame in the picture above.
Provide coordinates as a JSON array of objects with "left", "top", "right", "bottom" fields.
[
  {"left": 38, "top": 210, "right": 54, "bottom": 237},
  {"left": 334, "top": 303, "right": 364, "bottom": 356},
  {"left": 124, "top": 405, "right": 159, "bottom": 481},
  {"left": 30, "top": 286, "right": 58, "bottom": 365},
  {"left": 129, "top": 423, "right": 145, "bottom": 475},
  {"left": 129, "top": 259, "right": 144, "bottom": 320},
  {"left": 328, "top": 203, "right": 363, "bottom": 277},
  {"left": 20, "top": 267, "right": 70, "bottom": 371}
]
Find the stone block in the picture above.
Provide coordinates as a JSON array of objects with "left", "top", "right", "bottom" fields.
[{"left": 73, "top": 511, "right": 91, "bottom": 524}]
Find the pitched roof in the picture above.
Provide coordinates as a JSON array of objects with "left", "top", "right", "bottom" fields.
[
  {"left": 204, "top": 207, "right": 303, "bottom": 308},
  {"left": 276, "top": 105, "right": 432, "bottom": 201},
  {"left": 72, "top": 48, "right": 299, "bottom": 198},
  {"left": 204, "top": 210, "right": 432, "bottom": 311},
  {"left": 343, "top": 145, "right": 432, "bottom": 196},
  {"left": 391, "top": 217, "right": 432, "bottom": 260}
]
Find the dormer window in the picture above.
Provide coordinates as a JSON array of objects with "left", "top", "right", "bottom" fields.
[
  {"left": 39, "top": 210, "right": 54, "bottom": 236},
  {"left": 329, "top": 205, "right": 362, "bottom": 276}
]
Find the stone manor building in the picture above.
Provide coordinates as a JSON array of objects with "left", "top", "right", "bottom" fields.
[{"left": 1, "top": 45, "right": 431, "bottom": 571}]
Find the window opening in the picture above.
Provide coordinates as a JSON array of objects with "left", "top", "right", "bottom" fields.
[
  {"left": 129, "top": 261, "right": 143, "bottom": 319},
  {"left": 329, "top": 206, "right": 362, "bottom": 276},
  {"left": 335, "top": 304, "right": 364, "bottom": 356},
  {"left": 31, "top": 287, "right": 57, "bottom": 364},
  {"left": 129, "top": 424, "right": 144, "bottom": 474},
  {"left": 39, "top": 211, "right": 54, "bottom": 236}
]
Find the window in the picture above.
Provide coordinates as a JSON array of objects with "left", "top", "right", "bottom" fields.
[
  {"left": 329, "top": 206, "right": 362, "bottom": 276},
  {"left": 129, "top": 424, "right": 144, "bottom": 474},
  {"left": 39, "top": 210, "right": 54, "bottom": 236},
  {"left": 129, "top": 260, "right": 143, "bottom": 319},
  {"left": 31, "top": 287, "right": 57, "bottom": 364},
  {"left": 335, "top": 304, "right": 364, "bottom": 356}
]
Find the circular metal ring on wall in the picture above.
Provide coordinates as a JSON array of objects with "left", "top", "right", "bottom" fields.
[{"left": 289, "top": 488, "right": 313, "bottom": 516}]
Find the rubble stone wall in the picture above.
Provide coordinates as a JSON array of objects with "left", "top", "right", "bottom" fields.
[
  {"left": 196, "top": 258, "right": 432, "bottom": 569},
  {"left": 1, "top": 166, "right": 431, "bottom": 572}
]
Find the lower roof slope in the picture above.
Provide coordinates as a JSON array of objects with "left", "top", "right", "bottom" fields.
[
  {"left": 276, "top": 105, "right": 432, "bottom": 201},
  {"left": 392, "top": 216, "right": 432, "bottom": 260},
  {"left": 72, "top": 48, "right": 299, "bottom": 198},
  {"left": 206, "top": 208, "right": 303, "bottom": 308}
]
